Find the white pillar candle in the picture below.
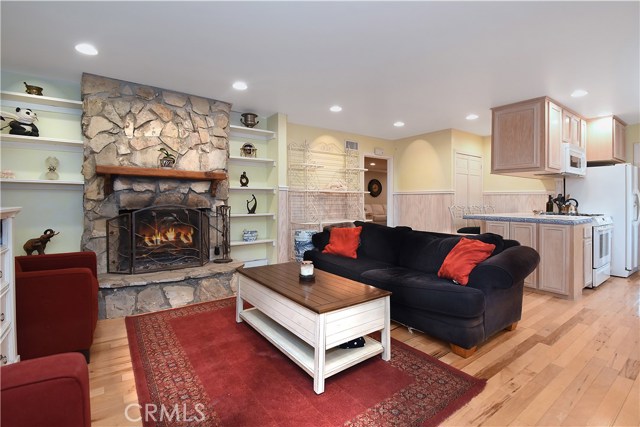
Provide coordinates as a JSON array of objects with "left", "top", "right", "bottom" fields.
[{"left": 300, "top": 261, "right": 314, "bottom": 277}]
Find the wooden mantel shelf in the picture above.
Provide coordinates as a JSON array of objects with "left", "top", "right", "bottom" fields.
[{"left": 95, "top": 165, "right": 227, "bottom": 196}]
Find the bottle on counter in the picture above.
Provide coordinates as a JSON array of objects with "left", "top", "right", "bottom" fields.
[{"left": 546, "top": 195, "right": 554, "bottom": 213}]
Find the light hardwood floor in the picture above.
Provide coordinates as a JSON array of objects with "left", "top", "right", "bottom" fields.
[{"left": 89, "top": 275, "right": 640, "bottom": 426}]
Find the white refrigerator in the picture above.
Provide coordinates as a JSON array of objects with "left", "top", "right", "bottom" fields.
[{"left": 566, "top": 163, "right": 640, "bottom": 277}]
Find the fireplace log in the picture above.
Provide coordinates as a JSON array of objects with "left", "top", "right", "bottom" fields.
[{"left": 95, "top": 165, "right": 227, "bottom": 196}]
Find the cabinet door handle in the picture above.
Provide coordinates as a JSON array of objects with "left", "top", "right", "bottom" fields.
[
  {"left": 0, "top": 313, "right": 4, "bottom": 321},
  {"left": 0, "top": 270, "right": 3, "bottom": 279}
]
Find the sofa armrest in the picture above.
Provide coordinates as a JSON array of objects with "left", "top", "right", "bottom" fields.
[
  {"left": 15, "top": 252, "right": 97, "bottom": 279},
  {"left": 467, "top": 245, "right": 540, "bottom": 291},
  {"left": 1, "top": 353, "right": 91, "bottom": 427}
]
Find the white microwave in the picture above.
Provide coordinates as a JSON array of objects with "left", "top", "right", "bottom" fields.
[{"left": 561, "top": 143, "right": 586, "bottom": 176}]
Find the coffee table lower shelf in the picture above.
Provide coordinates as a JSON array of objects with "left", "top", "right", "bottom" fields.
[{"left": 240, "top": 308, "right": 384, "bottom": 380}]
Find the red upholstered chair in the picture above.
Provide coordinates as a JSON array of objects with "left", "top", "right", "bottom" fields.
[
  {"left": 1, "top": 352, "right": 91, "bottom": 427},
  {"left": 15, "top": 251, "right": 99, "bottom": 362}
]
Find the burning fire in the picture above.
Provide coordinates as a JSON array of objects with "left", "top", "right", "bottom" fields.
[{"left": 141, "top": 225, "right": 194, "bottom": 246}]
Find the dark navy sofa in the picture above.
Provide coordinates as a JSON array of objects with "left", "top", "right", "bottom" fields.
[{"left": 304, "top": 221, "right": 540, "bottom": 357}]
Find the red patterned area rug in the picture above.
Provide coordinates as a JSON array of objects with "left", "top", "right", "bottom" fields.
[{"left": 125, "top": 297, "right": 485, "bottom": 427}]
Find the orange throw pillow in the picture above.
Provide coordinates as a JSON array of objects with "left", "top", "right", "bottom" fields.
[
  {"left": 438, "top": 237, "right": 496, "bottom": 285},
  {"left": 322, "top": 226, "right": 362, "bottom": 259}
]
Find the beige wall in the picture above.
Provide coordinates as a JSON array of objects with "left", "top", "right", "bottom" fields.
[
  {"left": 394, "top": 129, "right": 453, "bottom": 191},
  {"left": 286, "top": 122, "right": 394, "bottom": 186},
  {"left": 452, "top": 129, "right": 484, "bottom": 157},
  {"left": 481, "top": 136, "right": 555, "bottom": 193}
]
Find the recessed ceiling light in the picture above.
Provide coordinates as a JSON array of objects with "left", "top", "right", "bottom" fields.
[
  {"left": 393, "top": 121, "right": 405, "bottom": 127},
  {"left": 330, "top": 105, "right": 342, "bottom": 112},
  {"left": 232, "top": 81, "right": 248, "bottom": 91},
  {"left": 75, "top": 43, "right": 98, "bottom": 56},
  {"left": 369, "top": 162, "right": 376, "bottom": 166},
  {"left": 571, "top": 89, "right": 588, "bottom": 98},
  {"left": 466, "top": 114, "right": 479, "bottom": 120}
]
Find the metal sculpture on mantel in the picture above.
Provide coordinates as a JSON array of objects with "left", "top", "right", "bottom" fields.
[
  {"left": 213, "top": 205, "right": 232, "bottom": 263},
  {"left": 246, "top": 194, "right": 257, "bottom": 214}
]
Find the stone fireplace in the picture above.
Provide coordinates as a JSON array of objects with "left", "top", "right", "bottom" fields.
[{"left": 80, "top": 73, "right": 241, "bottom": 318}]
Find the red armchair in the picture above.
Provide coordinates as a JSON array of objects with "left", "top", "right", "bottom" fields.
[
  {"left": 1, "top": 352, "right": 91, "bottom": 427},
  {"left": 15, "top": 251, "right": 98, "bottom": 362}
]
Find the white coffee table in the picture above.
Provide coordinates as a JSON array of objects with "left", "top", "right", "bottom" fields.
[{"left": 236, "top": 262, "right": 391, "bottom": 394}]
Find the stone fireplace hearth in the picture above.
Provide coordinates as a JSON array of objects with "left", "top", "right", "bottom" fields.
[
  {"left": 80, "top": 73, "right": 238, "bottom": 318},
  {"left": 98, "top": 261, "right": 243, "bottom": 318}
]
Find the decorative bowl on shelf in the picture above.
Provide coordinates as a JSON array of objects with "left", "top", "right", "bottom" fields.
[
  {"left": 24, "top": 82, "right": 43, "bottom": 96},
  {"left": 240, "top": 112, "right": 259, "bottom": 128},
  {"left": 242, "top": 229, "right": 258, "bottom": 242}
]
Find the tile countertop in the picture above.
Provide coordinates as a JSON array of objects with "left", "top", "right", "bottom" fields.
[{"left": 463, "top": 212, "right": 594, "bottom": 225}]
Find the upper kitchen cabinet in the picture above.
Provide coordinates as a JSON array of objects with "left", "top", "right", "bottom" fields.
[
  {"left": 587, "top": 116, "right": 627, "bottom": 165},
  {"left": 562, "top": 109, "right": 582, "bottom": 147},
  {"left": 491, "top": 97, "right": 562, "bottom": 177}
]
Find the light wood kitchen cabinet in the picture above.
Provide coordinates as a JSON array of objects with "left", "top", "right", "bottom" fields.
[
  {"left": 580, "top": 119, "right": 587, "bottom": 150},
  {"left": 509, "top": 222, "right": 538, "bottom": 288},
  {"left": 537, "top": 223, "right": 587, "bottom": 299},
  {"left": 484, "top": 221, "right": 538, "bottom": 289},
  {"left": 538, "top": 224, "right": 570, "bottom": 295},
  {"left": 485, "top": 221, "right": 509, "bottom": 238},
  {"left": 562, "top": 110, "right": 581, "bottom": 146},
  {"left": 587, "top": 115, "right": 627, "bottom": 164},
  {"left": 481, "top": 219, "right": 588, "bottom": 299},
  {"left": 491, "top": 97, "right": 562, "bottom": 177}
]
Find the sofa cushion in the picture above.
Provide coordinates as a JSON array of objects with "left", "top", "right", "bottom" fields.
[
  {"left": 398, "top": 231, "right": 505, "bottom": 274},
  {"left": 438, "top": 237, "right": 496, "bottom": 285},
  {"left": 323, "top": 226, "right": 362, "bottom": 258},
  {"left": 360, "top": 267, "right": 485, "bottom": 318},
  {"left": 304, "top": 251, "right": 394, "bottom": 282},
  {"left": 353, "top": 221, "right": 412, "bottom": 264},
  {"left": 310, "top": 223, "right": 356, "bottom": 252}
]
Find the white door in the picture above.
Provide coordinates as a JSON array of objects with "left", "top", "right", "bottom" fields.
[{"left": 455, "top": 152, "right": 483, "bottom": 206}]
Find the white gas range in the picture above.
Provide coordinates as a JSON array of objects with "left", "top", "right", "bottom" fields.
[{"left": 584, "top": 215, "right": 614, "bottom": 288}]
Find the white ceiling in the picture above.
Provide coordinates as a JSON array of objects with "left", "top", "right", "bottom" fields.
[{"left": 1, "top": 1, "right": 638, "bottom": 140}]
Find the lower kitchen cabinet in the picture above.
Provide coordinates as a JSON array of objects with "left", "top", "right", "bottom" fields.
[
  {"left": 483, "top": 220, "right": 588, "bottom": 299},
  {"left": 509, "top": 222, "right": 537, "bottom": 288},
  {"left": 485, "top": 221, "right": 537, "bottom": 288},
  {"left": 485, "top": 221, "right": 509, "bottom": 238},
  {"left": 537, "top": 224, "right": 570, "bottom": 295}
]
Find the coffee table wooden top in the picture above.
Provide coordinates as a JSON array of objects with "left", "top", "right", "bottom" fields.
[{"left": 237, "top": 262, "right": 391, "bottom": 314}]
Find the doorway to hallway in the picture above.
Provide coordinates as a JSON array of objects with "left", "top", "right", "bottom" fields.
[{"left": 364, "top": 156, "right": 390, "bottom": 226}]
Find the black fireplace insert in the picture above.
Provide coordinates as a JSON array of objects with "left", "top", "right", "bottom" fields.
[{"left": 107, "top": 205, "right": 210, "bottom": 274}]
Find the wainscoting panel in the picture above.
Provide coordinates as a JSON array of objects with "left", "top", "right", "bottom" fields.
[
  {"left": 483, "top": 192, "right": 549, "bottom": 215},
  {"left": 394, "top": 191, "right": 550, "bottom": 233},
  {"left": 394, "top": 192, "right": 455, "bottom": 233}
]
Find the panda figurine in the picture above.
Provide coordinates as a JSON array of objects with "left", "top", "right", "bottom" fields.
[{"left": 0, "top": 107, "right": 39, "bottom": 137}]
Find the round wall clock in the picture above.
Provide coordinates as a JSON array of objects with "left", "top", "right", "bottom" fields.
[{"left": 368, "top": 179, "right": 382, "bottom": 197}]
